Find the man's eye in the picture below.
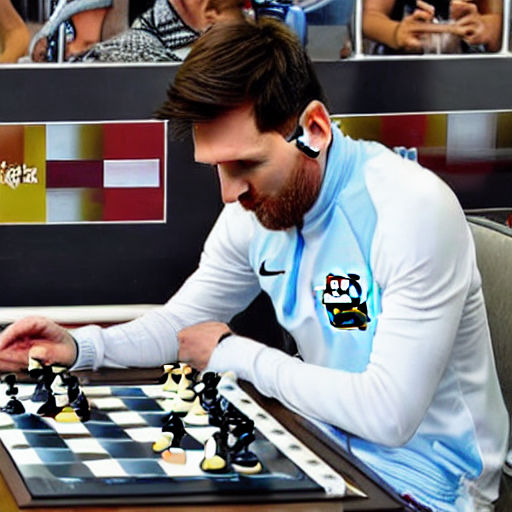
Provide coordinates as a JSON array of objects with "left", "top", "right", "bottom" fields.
[
  {"left": 236, "top": 160, "right": 250, "bottom": 170},
  {"left": 236, "top": 160, "right": 260, "bottom": 172}
]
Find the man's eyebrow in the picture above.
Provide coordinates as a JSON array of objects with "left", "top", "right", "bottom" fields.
[{"left": 217, "top": 151, "right": 267, "bottom": 165}]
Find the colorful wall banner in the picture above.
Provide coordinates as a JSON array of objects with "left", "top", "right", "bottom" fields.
[{"left": 0, "top": 121, "right": 166, "bottom": 225}]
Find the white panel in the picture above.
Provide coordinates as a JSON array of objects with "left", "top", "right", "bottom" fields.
[
  {"left": 46, "top": 124, "right": 82, "bottom": 160},
  {"left": 103, "top": 159, "right": 160, "bottom": 188},
  {"left": 447, "top": 112, "right": 498, "bottom": 162},
  {"left": 46, "top": 188, "right": 83, "bottom": 223}
]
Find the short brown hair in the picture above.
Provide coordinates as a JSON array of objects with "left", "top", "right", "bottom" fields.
[{"left": 157, "top": 18, "right": 326, "bottom": 139}]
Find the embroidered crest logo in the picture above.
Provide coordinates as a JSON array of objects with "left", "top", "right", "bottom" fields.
[{"left": 321, "top": 273, "right": 370, "bottom": 331}]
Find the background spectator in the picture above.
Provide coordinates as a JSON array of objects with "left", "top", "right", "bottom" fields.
[
  {"left": 363, "top": 0, "right": 503, "bottom": 54},
  {"left": 0, "top": 0, "right": 30, "bottom": 63}
]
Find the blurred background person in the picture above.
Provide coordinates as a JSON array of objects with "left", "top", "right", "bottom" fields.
[
  {"left": 0, "top": 0, "right": 30, "bottom": 63},
  {"left": 363, "top": 0, "right": 502, "bottom": 54},
  {"left": 30, "top": 0, "right": 245, "bottom": 63}
]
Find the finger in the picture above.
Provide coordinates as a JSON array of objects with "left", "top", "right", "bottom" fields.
[
  {"left": 409, "top": 22, "right": 454, "bottom": 33},
  {"left": 451, "top": 2, "right": 476, "bottom": 18},
  {"left": 0, "top": 359, "right": 26, "bottom": 372},
  {"left": 0, "top": 345, "right": 33, "bottom": 363},
  {"left": 411, "top": 9, "right": 434, "bottom": 22},
  {"left": 455, "top": 15, "right": 478, "bottom": 27},
  {"left": 416, "top": 0, "right": 435, "bottom": 15},
  {"left": 0, "top": 316, "right": 49, "bottom": 350}
]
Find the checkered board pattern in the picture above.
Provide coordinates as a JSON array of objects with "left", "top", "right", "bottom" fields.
[{"left": 0, "top": 376, "right": 346, "bottom": 505}]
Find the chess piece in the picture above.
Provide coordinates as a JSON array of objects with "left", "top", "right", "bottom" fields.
[
  {"left": 200, "top": 428, "right": 230, "bottom": 473},
  {"left": 1, "top": 374, "right": 25, "bottom": 414},
  {"left": 54, "top": 406, "right": 80, "bottom": 423},
  {"left": 227, "top": 417, "right": 262, "bottom": 474},
  {"left": 183, "top": 396, "right": 209, "bottom": 426},
  {"left": 177, "top": 364, "right": 197, "bottom": 400},
  {"left": 36, "top": 364, "right": 66, "bottom": 417},
  {"left": 51, "top": 372, "right": 90, "bottom": 423},
  {"left": 159, "top": 363, "right": 181, "bottom": 392},
  {"left": 67, "top": 375, "right": 90, "bottom": 422},
  {"left": 198, "top": 372, "right": 224, "bottom": 426},
  {"left": 155, "top": 412, "right": 187, "bottom": 464},
  {"left": 28, "top": 357, "right": 53, "bottom": 402}
]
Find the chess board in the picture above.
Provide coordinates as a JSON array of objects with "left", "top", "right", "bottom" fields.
[{"left": 0, "top": 375, "right": 348, "bottom": 507}]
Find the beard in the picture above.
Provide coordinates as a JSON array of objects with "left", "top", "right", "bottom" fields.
[{"left": 239, "top": 154, "right": 322, "bottom": 231}]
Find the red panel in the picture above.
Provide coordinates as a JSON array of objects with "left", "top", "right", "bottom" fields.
[
  {"left": 102, "top": 123, "right": 166, "bottom": 219},
  {"left": 103, "top": 123, "right": 165, "bottom": 160},
  {"left": 381, "top": 115, "right": 428, "bottom": 148},
  {"left": 0, "top": 125, "right": 24, "bottom": 163},
  {"left": 46, "top": 160, "right": 103, "bottom": 188},
  {"left": 103, "top": 188, "right": 164, "bottom": 221}
]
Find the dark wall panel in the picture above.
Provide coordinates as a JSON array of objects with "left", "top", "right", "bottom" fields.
[{"left": 0, "top": 59, "right": 511, "bottom": 306}]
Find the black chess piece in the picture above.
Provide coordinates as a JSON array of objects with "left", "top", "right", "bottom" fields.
[
  {"left": 162, "top": 412, "right": 186, "bottom": 447},
  {"left": 60, "top": 373, "right": 90, "bottom": 421},
  {"left": 200, "top": 428, "right": 230, "bottom": 473},
  {"left": 35, "top": 365, "right": 61, "bottom": 417},
  {"left": 29, "top": 360, "right": 55, "bottom": 403},
  {"left": 198, "top": 372, "right": 225, "bottom": 426},
  {"left": 70, "top": 391, "right": 90, "bottom": 422},
  {"left": 1, "top": 373, "right": 25, "bottom": 414},
  {"left": 227, "top": 417, "right": 262, "bottom": 474}
]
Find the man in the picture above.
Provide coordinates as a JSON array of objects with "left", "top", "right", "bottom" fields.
[{"left": 0, "top": 18, "right": 508, "bottom": 512}]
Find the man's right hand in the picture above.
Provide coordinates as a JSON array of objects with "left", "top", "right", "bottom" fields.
[{"left": 0, "top": 316, "right": 77, "bottom": 372}]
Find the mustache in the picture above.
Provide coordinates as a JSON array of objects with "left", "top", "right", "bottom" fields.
[{"left": 238, "top": 191, "right": 261, "bottom": 211}]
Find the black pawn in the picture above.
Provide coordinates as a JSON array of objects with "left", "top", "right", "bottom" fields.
[
  {"left": 31, "top": 375, "right": 50, "bottom": 402},
  {"left": 71, "top": 391, "right": 90, "bottom": 422},
  {"left": 162, "top": 412, "right": 186, "bottom": 447},
  {"left": 1, "top": 374, "right": 25, "bottom": 415}
]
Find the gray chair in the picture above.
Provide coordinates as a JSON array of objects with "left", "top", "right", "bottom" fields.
[{"left": 467, "top": 216, "right": 512, "bottom": 511}]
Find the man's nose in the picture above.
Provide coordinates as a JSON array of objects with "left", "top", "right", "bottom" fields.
[{"left": 217, "top": 166, "right": 249, "bottom": 203}]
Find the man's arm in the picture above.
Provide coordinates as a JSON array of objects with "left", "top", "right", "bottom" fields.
[{"left": 70, "top": 203, "right": 261, "bottom": 370}]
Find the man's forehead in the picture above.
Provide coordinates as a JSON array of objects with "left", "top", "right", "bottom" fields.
[{"left": 193, "top": 105, "right": 270, "bottom": 164}]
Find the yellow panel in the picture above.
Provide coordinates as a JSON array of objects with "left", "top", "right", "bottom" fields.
[
  {"left": 496, "top": 112, "right": 512, "bottom": 148},
  {"left": 0, "top": 126, "right": 46, "bottom": 223},
  {"left": 81, "top": 188, "right": 104, "bottom": 221},
  {"left": 423, "top": 114, "right": 447, "bottom": 147},
  {"left": 333, "top": 116, "right": 382, "bottom": 142},
  {"left": 79, "top": 124, "right": 104, "bottom": 160}
]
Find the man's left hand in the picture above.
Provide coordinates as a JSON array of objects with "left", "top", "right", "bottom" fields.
[{"left": 178, "top": 321, "right": 231, "bottom": 371}]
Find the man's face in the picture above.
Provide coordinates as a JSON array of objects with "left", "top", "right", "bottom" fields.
[{"left": 193, "top": 104, "right": 323, "bottom": 230}]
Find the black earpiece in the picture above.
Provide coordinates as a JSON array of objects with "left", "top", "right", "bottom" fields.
[{"left": 287, "top": 126, "right": 320, "bottom": 159}]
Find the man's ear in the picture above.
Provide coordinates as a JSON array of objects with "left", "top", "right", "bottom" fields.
[{"left": 298, "top": 100, "right": 332, "bottom": 155}]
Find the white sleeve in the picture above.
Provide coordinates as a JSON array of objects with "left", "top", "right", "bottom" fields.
[
  {"left": 208, "top": 170, "right": 475, "bottom": 447},
  {"left": 72, "top": 204, "right": 261, "bottom": 370}
]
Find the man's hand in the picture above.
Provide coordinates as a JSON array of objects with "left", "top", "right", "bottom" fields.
[
  {"left": 178, "top": 321, "right": 231, "bottom": 371},
  {"left": 0, "top": 316, "right": 77, "bottom": 372}
]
